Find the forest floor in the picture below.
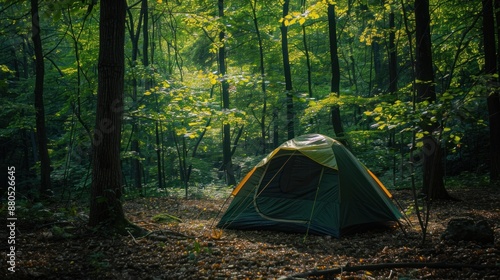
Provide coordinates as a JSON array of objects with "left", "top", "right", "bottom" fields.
[{"left": 2, "top": 187, "right": 499, "bottom": 280}]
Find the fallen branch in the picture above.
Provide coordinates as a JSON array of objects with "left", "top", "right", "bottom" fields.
[
  {"left": 279, "top": 262, "right": 499, "bottom": 279},
  {"left": 139, "top": 229, "right": 194, "bottom": 241}
]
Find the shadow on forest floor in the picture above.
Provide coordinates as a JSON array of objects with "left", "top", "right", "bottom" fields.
[{"left": 1, "top": 188, "right": 499, "bottom": 279}]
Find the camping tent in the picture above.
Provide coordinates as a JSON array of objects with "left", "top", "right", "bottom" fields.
[{"left": 216, "top": 134, "right": 402, "bottom": 237}]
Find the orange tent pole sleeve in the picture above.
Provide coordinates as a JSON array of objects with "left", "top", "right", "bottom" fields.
[
  {"left": 231, "top": 167, "right": 257, "bottom": 196},
  {"left": 366, "top": 168, "right": 393, "bottom": 199}
]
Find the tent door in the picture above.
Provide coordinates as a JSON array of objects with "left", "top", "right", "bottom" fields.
[{"left": 253, "top": 154, "right": 324, "bottom": 224}]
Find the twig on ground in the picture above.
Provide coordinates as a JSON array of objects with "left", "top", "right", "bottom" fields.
[{"left": 127, "top": 230, "right": 139, "bottom": 244}]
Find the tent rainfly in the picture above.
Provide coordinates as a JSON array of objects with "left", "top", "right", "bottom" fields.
[{"left": 216, "top": 134, "right": 403, "bottom": 237}]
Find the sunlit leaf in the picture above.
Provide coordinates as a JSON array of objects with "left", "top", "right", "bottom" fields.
[{"left": 210, "top": 229, "right": 223, "bottom": 240}]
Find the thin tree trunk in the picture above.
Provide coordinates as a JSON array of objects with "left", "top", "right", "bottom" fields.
[
  {"left": 281, "top": 0, "right": 294, "bottom": 140},
  {"left": 302, "top": 24, "right": 313, "bottom": 98},
  {"left": 230, "top": 125, "right": 245, "bottom": 157},
  {"left": 372, "top": 41, "right": 383, "bottom": 94},
  {"left": 172, "top": 131, "right": 189, "bottom": 198},
  {"left": 31, "top": 0, "right": 51, "bottom": 194},
  {"left": 415, "top": 0, "right": 449, "bottom": 199},
  {"left": 142, "top": 0, "right": 149, "bottom": 68},
  {"left": 155, "top": 119, "right": 163, "bottom": 188},
  {"left": 388, "top": 11, "right": 398, "bottom": 94},
  {"left": 485, "top": 0, "right": 500, "bottom": 183},
  {"left": 327, "top": 3, "right": 347, "bottom": 145},
  {"left": 165, "top": 2, "right": 184, "bottom": 80},
  {"left": 250, "top": 0, "right": 268, "bottom": 154},
  {"left": 273, "top": 108, "right": 279, "bottom": 148},
  {"left": 127, "top": 1, "right": 144, "bottom": 190},
  {"left": 142, "top": 0, "right": 163, "bottom": 189},
  {"left": 496, "top": 0, "right": 500, "bottom": 72},
  {"left": 218, "top": 0, "right": 236, "bottom": 186},
  {"left": 492, "top": 0, "right": 500, "bottom": 183}
]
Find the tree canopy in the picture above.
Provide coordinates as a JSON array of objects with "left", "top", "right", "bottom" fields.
[{"left": 1, "top": 0, "right": 498, "bottom": 203}]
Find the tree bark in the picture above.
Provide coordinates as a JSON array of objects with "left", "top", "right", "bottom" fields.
[
  {"left": 327, "top": 3, "right": 347, "bottom": 145},
  {"left": 372, "top": 41, "right": 383, "bottom": 94},
  {"left": 415, "top": 0, "right": 435, "bottom": 103},
  {"left": 142, "top": 0, "right": 149, "bottom": 69},
  {"left": 484, "top": 0, "right": 500, "bottom": 183},
  {"left": 388, "top": 11, "right": 398, "bottom": 94},
  {"left": 127, "top": 1, "right": 144, "bottom": 190},
  {"left": 30, "top": 0, "right": 51, "bottom": 194},
  {"left": 250, "top": 0, "right": 268, "bottom": 154},
  {"left": 89, "top": 0, "right": 144, "bottom": 236},
  {"left": 415, "top": 0, "right": 448, "bottom": 199},
  {"left": 302, "top": 24, "right": 313, "bottom": 98},
  {"left": 218, "top": 0, "right": 236, "bottom": 186},
  {"left": 273, "top": 108, "right": 279, "bottom": 148},
  {"left": 281, "top": 0, "right": 295, "bottom": 140}
]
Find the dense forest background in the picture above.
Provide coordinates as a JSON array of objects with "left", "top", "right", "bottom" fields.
[{"left": 1, "top": 0, "right": 499, "bottom": 203}]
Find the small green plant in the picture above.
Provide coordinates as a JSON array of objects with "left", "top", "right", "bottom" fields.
[
  {"left": 88, "top": 251, "right": 110, "bottom": 270},
  {"left": 151, "top": 213, "right": 183, "bottom": 224},
  {"left": 50, "top": 225, "right": 73, "bottom": 239},
  {"left": 187, "top": 239, "right": 212, "bottom": 260},
  {"left": 16, "top": 202, "right": 54, "bottom": 222}
]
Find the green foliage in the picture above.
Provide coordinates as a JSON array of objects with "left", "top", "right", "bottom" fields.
[
  {"left": 16, "top": 201, "right": 53, "bottom": 221},
  {"left": 446, "top": 172, "right": 490, "bottom": 189},
  {"left": 187, "top": 239, "right": 212, "bottom": 260},
  {"left": 50, "top": 225, "right": 74, "bottom": 239},
  {"left": 151, "top": 213, "right": 183, "bottom": 224},
  {"left": 0, "top": 0, "right": 494, "bottom": 203},
  {"left": 88, "top": 251, "right": 110, "bottom": 271}
]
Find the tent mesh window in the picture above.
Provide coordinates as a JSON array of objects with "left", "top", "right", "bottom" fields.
[{"left": 278, "top": 155, "right": 322, "bottom": 198}]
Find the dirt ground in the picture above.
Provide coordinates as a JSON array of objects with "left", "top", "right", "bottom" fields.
[{"left": 2, "top": 188, "right": 499, "bottom": 279}]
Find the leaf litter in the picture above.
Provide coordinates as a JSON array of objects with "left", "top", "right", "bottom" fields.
[{"left": 1, "top": 188, "right": 499, "bottom": 279}]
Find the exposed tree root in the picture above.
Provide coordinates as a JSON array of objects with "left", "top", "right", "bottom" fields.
[{"left": 112, "top": 218, "right": 149, "bottom": 237}]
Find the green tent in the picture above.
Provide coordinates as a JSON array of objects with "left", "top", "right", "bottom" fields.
[{"left": 216, "top": 134, "right": 403, "bottom": 237}]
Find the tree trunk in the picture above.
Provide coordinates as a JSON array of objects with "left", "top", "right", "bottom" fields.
[
  {"left": 415, "top": 0, "right": 449, "bottom": 199},
  {"left": 281, "top": 0, "right": 294, "bottom": 140},
  {"left": 89, "top": 0, "right": 144, "bottom": 236},
  {"left": 273, "top": 108, "right": 279, "bottom": 148},
  {"left": 155, "top": 117, "right": 163, "bottom": 189},
  {"left": 250, "top": 0, "right": 268, "bottom": 154},
  {"left": 484, "top": 0, "right": 500, "bottom": 183},
  {"left": 327, "top": 3, "right": 347, "bottom": 145},
  {"left": 145, "top": 1, "right": 165, "bottom": 190},
  {"left": 127, "top": 1, "right": 144, "bottom": 190},
  {"left": 302, "top": 24, "right": 313, "bottom": 98},
  {"left": 142, "top": 0, "right": 149, "bottom": 69},
  {"left": 372, "top": 41, "right": 383, "bottom": 94},
  {"left": 415, "top": 0, "right": 435, "bottom": 102},
  {"left": 496, "top": 0, "right": 500, "bottom": 71},
  {"left": 486, "top": 94, "right": 500, "bottom": 183},
  {"left": 388, "top": 11, "right": 398, "bottom": 94},
  {"left": 30, "top": 0, "right": 51, "bottom": 194},
  {"left": 218, "top": 0, "right": 236, "bottom": 186}
]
